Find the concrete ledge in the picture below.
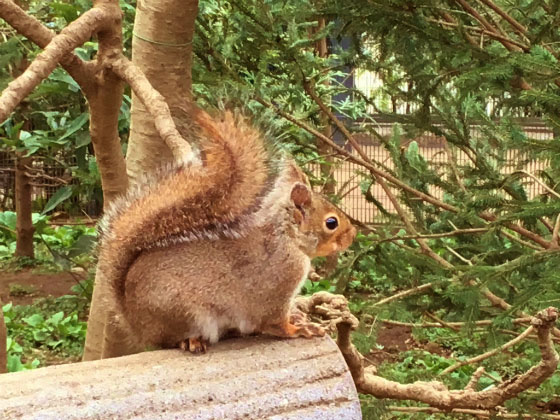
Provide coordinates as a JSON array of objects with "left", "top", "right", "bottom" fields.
[{"left": 0, "top": 336, "right": 362, "bottom": 419}]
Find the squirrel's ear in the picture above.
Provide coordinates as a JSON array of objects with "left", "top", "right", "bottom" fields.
[
  {"left": 291, "top": 183, "right": 312, "bottom": 208},
  {"left": 291, "top": 183, "right": 311, "bottom": 224}
]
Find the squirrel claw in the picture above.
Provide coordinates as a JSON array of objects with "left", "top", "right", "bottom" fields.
[{"left": 180, "top": 337, "right": 208, "bottom": 354}]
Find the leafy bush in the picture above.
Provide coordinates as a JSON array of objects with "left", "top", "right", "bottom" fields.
[{"left": 2, "top": 298, "right": 87, "bottom": 373}]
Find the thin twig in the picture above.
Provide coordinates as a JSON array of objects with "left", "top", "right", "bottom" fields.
[{"left": 440, "top": 325, "right": 534, "bottom": 375}]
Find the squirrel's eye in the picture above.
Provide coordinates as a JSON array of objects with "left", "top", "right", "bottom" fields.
[{"left": 325, "top": 217, "right": 338, "bottom": 230}]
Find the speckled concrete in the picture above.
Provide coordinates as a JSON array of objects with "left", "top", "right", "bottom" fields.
[{"left": 0, "top": 336, "right": 361, "bottom": 419}]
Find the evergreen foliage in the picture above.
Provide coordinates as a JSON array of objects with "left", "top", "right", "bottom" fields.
[{"left": 1, "top": 0, "right": 560, "bottom": 418}]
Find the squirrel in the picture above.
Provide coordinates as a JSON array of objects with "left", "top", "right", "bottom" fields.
[{"left": 97, "top": 109, "right": 356, "bottom": 355}]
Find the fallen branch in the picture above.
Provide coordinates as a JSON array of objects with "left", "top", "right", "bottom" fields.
[
  {"left": 0, "top": 6, "right": 111, "bottom": 122},
  {"left": 109, "top": 55, "right": 193, "bottom": 163},
  {"left": 299, "top": 293, "right": 559, "bottom": 411}
]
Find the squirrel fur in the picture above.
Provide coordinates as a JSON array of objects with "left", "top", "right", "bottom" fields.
[{"left": 98, "top": 109, "right": 356, "bottom": 354}]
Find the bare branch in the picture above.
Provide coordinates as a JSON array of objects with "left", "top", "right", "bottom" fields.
[
  {"left": 109, "top": 55, "right": 193, "bottom": 163},
  {"left": 0, "top": 0, "right": 95, "bottom": 96},
  {"left": 440, "top": 325, "right": 535, "bottom": 375},
  {"left": 387, "top": 406, "right": 560, "bottom": 418},
  {"left": 0, "top": 7, "right": 111, "bottom": 122}
]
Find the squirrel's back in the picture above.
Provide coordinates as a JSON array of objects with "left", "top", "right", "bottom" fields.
[{"left": 98, "top": 110, "right": 275, "bottom": 302}]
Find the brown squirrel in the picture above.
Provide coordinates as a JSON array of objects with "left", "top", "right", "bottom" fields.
[{"left": 98, "top": 109, "right": 356, "bottom": 355}]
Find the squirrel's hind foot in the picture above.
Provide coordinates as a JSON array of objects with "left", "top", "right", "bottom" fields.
[{"left": 179, "top": 337, "right": 209, "bottom": 354}]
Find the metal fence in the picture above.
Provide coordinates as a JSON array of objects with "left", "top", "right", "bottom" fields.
[
  {"left": 0, "top": 121, "right": 553, "bottom": 223},
  {"left": 328, "top": 121, "right": 552, "bottom": 224}
]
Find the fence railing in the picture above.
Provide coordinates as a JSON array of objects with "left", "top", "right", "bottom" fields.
[
  {"left": 1, "top": 120, "right": 553, "bottom": 224},
  {"left": 323, "top": 121, "right": 552, "bottom": 224}
]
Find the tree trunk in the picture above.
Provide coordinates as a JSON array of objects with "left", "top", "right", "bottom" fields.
[
  {"left": 14, "top": 154, "right": 34, "bottom": 258},
  {"left": 0, "top": 298, "right": 6, "bottom": 374},
  {"left": 125, "top": 0, "right": 198, "bottom": 182},
  {"left": 83, "top": 0, "right": 199, "bottom": 361},
  {"left": 81, "top": 0, "right": 129, "bottom": 362},
  {"left": 1, "top": 337, "right": 361, "bottom": 419}
]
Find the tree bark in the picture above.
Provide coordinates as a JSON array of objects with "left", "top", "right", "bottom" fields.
[
  {"left": 125, "top": 0, "right": 199, "bottom": 182},
  {"left": 14, "top": 154, "right": 34, "bottom": 258},
  {"left": 0, "top": 336, "right": 361, "bottom": 419},
  {"left": 83, "top": 0, "right": 199, "bottom": 361},
  {"left": 81, "top": 0, "right": 129, "bottom": 362}
]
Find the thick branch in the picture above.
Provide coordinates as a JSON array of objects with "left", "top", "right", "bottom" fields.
[
  {"left": 340, "top": 301, "right": 558, "bottom": 410},
  {"left": 110, "top": 55, "right": 192, "bottom": 163},
  {"left": 0, "top": 0, "right": 95, "bottom": 96},
  {"left": 0, "top": 7, "right": 110, "bottom": 122}
]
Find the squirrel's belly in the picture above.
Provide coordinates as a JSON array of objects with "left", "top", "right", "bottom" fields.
[{"left": 192, "top": 310, "right": 256, "bottom": 343}]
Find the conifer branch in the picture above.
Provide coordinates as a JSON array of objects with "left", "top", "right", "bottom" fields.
[
  {"left": 429, "top": 18, "right": 528, "bottom": 50},
  {"left": 453, "top": 0, "right": 524, "bottom": 53},
  {"left": 109, "top": 55, "right": 193, "bottom": 163},
  {"left": 0, "top": 7, "right": 111, "bottom": 123},
  {"left": 476, "top": 0, "right": 527, "bottom": 38},
  {"left": 377, "top": 228, "right": 489, "bottom": 243}
]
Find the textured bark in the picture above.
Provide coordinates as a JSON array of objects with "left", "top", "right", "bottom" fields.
[
  {"left": 0, "top": 336, "right": 361, "bottom": 419},
  {"left": 83, "top": 0, "right": 199, "bottom": 361},
  {"left": 14, "top": 154, "right": 34, "bottom": 258},
  {"left": 82, "top": 0, "right": 129, "bottom": 362},
  {"left": 126, "top": 0, "right": 199, "bottom": 182},
  {"left": 0, "top": 298, "right": 6, "bottom": 374}
]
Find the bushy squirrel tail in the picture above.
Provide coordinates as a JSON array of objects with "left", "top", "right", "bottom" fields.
[{"left": 98, "top": 109, "right": 273, "bottom": 304}]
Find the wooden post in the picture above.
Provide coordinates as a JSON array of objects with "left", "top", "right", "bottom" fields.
[
  {"left": 14, "top": 153, "right": 34, "bottom": 258},
  {"left": 0, "top": 336, "right": 362, "bottom": 419}
]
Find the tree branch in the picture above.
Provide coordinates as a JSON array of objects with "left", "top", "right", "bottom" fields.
[
  {"left": 440, "top": 325, "right": 535, "bottom": 375},
  {"left": 0, "top": 0, "right": 95, "bottom": 96},
  {"left": 0, "top": 7, "right": 111, "bottom": 122},
  {"left": 109, "top": 55, "right": 193, "bottom": 163},
  {"left": 326, "top": 297, "right": 559, "bottom": 411}
]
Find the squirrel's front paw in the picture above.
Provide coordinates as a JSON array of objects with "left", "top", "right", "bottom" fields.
[{"left": 179, "top": 337, "right": 208, "bottom": 354}]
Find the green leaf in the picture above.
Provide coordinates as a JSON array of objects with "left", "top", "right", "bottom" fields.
[
  {"left": 58, "top": 112, "right": 89, "bottom": 142},
  {"left": 0, "top": 211, "right": 17, "bottom": 231},
  {"left": 23, "top": 314, "right": 44, "bottom": 327},
  {"left": 42, "top": 186, "right": 74, "bottom": 214},
  {"left": 48, "top": 311, "right": 65, "bottom": 325}
]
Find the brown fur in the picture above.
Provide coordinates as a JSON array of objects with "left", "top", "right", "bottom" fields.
[
  {"left": 98, "top": 110, "right": 272, "bottom": 302},
  {"left": 99, "top": 111, "right": 356, "bottom": 354}
]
